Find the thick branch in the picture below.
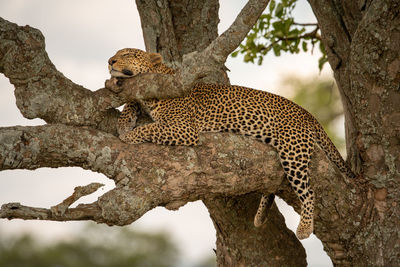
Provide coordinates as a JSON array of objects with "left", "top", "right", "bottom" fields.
[
  {"left": 0, "top": 125, "right": 121, "bottom": 176},
  {"left": 345, "top": 1, "right": 400, "bottom": 264},
  {"left": 0, "top": 17, "right": 120, "bottom": 133},
  {"left": 104, "top": 73, "right": 186, "bottom": 101},
  {"left": 307, "top": 1, "right": 365, "bottom": 172},
  {"left": 0, "top": 124, "right": 283, "bottom": 192},
  {"left": 0, "top": 123, "right": 363, "bottom": 240}
]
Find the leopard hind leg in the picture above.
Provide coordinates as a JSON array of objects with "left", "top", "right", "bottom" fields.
[
  {"left": 254, "top": 194, "right": 275, "bottom": 227},
  {"left": 278, "top": 140, "right": 315, "bottom": 240}
]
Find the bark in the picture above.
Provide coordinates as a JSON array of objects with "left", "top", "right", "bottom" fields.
[
  {"left": 0, "top": 124, "right": 290, "bottom": 225},
  {"left": 204, "top": 196, "right": 306, "bottom": 266},
  {"left": 308, "top": 0, "right": 400, "bottom": 265},
  {"left": 1, "top": 0, "right": 399, "bottom": 266}
]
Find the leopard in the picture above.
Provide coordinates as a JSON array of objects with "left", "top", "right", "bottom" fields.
[{"left": 108, "top": 48, "right": 355, "bottom": 240}]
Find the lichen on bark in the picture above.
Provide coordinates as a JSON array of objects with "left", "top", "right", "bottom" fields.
[{"left": 1, "top": 0, "right": 400, "bottom": 266}]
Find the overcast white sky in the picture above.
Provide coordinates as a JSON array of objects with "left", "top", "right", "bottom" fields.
[{"left": 0, "top": 1, "right": 333, "bottom": 266}]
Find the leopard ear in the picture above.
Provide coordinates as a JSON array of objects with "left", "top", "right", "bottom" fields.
[{"left": 149, "top": 53, "right": 163, "bottom": 66}]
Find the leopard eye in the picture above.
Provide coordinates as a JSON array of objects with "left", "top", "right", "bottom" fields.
[
  {"left": 122, "top": 69, "right": 134, "bottom": 76},
  {"left": 121, "top": 53, "right": 132, "bottom": 57}
]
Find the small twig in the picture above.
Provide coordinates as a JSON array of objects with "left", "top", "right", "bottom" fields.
[
  {"left": 0, "top": 203, "right": 51, "bottom": 220},
  {"left": 0, "top": 202, "right": 103, "bottom": 222},
  {"left": 260, "top": 26, "right": 320, "bottom": 54},
  {"left": 51, "top": 182, "right": 104, "bottom": 216},
  {"left": 293, "top": 22, "right": 318, "bottom": 27},
  {"left": 0, "top": 182, "right": 105, "bottom": 221}
]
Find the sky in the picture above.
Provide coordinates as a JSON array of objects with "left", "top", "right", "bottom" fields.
[{"left": 0, "top": 0, "right": 334, "bottom": 266}]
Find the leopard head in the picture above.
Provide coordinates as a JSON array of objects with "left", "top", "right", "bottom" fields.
[{"left": 108, "top": 48, "right": 164, "bottom": 78}]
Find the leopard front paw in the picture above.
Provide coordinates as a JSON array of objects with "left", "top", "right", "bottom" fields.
[
  {"left": 119, "top": 131, "right": 145, "bottom": 144},
  {"left": 117, "top": 119, "right": 137, "bottom": 136},
  {"left": 119, "top": 132, "right": 133, "bottom": 143}
]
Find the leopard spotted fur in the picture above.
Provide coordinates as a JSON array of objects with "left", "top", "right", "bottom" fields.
[{"left": 108, "top": 48, "right": 355, "bottom": 239}]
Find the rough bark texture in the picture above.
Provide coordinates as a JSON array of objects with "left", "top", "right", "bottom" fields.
[
  {"left": 308, "top": 0, "right": 400, "bottom": 265},
  {"left": 1, "top": 0, "right": 399, "bottom": 266},
  {"left": 204, "top": 196, "right": 306, "bottom": 266}
]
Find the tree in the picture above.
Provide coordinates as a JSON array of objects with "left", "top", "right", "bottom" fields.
[
  {"left": 0, "top": 0, "right": 399, "bottom": 266},
  {"left": 0, "top": 223, "right": 180, "bottom": 267}
]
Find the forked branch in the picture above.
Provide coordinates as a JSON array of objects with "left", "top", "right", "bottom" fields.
[
  {"left": 51, "top": 183, "right": 105, "bottom": 216},
  {"left": 0, "top": 0, "right": 271, "bottom": 123},
  {"left": 0, "top": 17, "right": 119, "bottom": 133},
  {"left": 104, "top": 0, "right": 271, "bottom": 102},
  {"left": 0, "top": 202, "right": 103, "bottom": 223}
]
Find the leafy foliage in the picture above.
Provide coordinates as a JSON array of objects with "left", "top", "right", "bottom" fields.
[
  {"left": 0, "top": 223, "right": 182, "bottom": 267},
  {"left": 232, "top": 0, "right": 328, "bottom": 70}
]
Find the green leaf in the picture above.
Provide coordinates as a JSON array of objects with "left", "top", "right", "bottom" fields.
[
  {"left": 269, "top": 0, "right": 276, "bottom": 12},
  {"left": 283, "top": 18, "right": 293, "bottom": 34},
  {"left": 244, "top": 53, "right": 253, "bottom": 62},
  {"left": 275, "top": 3, "right": 284, "bottom": 18},
  {"left": 302, "top": 41, "right": 308, "bottom": 52},
  {"left": 318, "top": 55, "right": 328, "bottom": 71},
  {"left": 234, "top": 0, "right": 326, "bottom": 71},
  {"left": 272, "top": 21, "right": 284, "bottom": 38},
  {"left": 272, "top": 44, "right": 281, "bottom": 56},
  {"left": 287, "top": 31, "right": 299, "bottom": 39},
  {"left": 257, "top": 56, "right": 264, "bottom": 65},
  {"left": 319, "top": 42, "right": 326, "bottom": 54}
]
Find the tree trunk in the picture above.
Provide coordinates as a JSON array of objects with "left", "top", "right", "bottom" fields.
[
  {"left": 204, "top": 195, "right": 306, "bottom": 266},
  {"left": 136, "top": 0, "right": 307, "bottom": 265},
  {"left": 308, "top": 0, "right": 400, "bottom": 265}
]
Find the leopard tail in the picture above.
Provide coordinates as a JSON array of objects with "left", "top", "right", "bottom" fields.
[{"left": 313, "top": 121, "right": 356, "bottom": 179}]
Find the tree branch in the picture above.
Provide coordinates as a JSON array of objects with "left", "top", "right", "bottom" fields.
[
  {"left": 1, "top": 1, "right": 271, "bottom": 111},
  {"left": 205, "top": 0, "right": 271, "bottom": 64},
  {"left": 104, "top": 0, "right": 271, "bottom": 102},
  {"left": 259, "top": 26, "right": 321, "bottom": 54},
  {"left": 0, "top": 17, "right": 121, "bottom": 134},
  {"left": 103, "top": 73, "right": 186, "bottom": 101},
  {"left": 0, "top": 202, "right": 103, "bottom": 222},
  {"left": 0, "top": 122, "right": 362, "bottom": 242},
  {"left": 293, "top": 22, "right": 319, "bottom": 27},
  {"left": 0, "top": 10, "right": 363, "bottom": 237},
  {"left": 307, "top": 0, "right": 363, "bottom": 176},
  {"left": 0, "top": 124, "right": 283, "bottom": 194},
  {"left": 51, "top": 183, "right": 105, "bottom": 216},
  {"left": 0, "top": 125, "right": 121, "bottom": 175}
]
